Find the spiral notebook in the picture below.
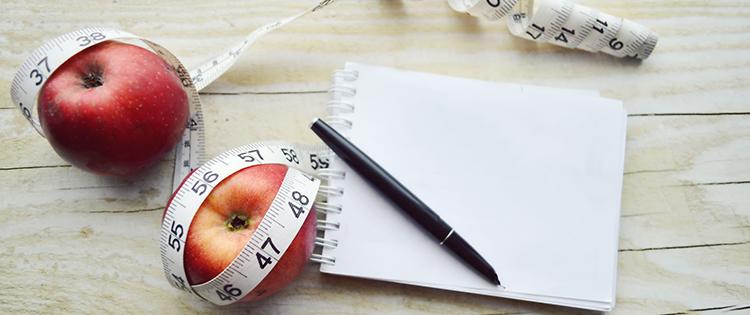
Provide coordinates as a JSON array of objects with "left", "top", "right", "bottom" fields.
[{"left": 316, "top": 63, "right": 627, "bottom": 311}]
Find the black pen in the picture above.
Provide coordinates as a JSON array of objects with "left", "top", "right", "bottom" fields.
[{"left": 310, "top": 118, "right": 502, "bottom": 286}]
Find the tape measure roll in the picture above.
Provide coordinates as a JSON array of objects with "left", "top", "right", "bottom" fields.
[
  {"left": 451, "top": 0, "right": 658, "bottom": 59},
  {"left": 161, "top": 142, "right": 334, "bottom": 305}
]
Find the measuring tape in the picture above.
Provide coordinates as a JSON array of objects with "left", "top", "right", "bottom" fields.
[
  {"left": 10, "top": 0, "right": 335, "bottom": 191},
  {"left": 9, "top": 28, "right": 206, "bottom": 183},
  {"left": 9, "top": 1, "right": 337, "bottom": 305},
  {"left": 449, "top": 0, "right": 658, "bottom": 59},
  {"left": 161, "top": 142, "right": 336, "bottom": 305}
]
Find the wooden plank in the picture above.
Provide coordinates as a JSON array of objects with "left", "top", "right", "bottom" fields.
[
  {"left": 616, "top": 243, "right": 750, "bottom": 314},
  {"left": 4, "top": 93, "right": 749, "bottom": 180},
  {"left": 1, "top": 1, "right": 748, "bottom": 113},
  {"left": 1, "top": 211, "right": 746, "bottom": 314},
  {"left": 621, "top": 115, "right": 750, "bottom": 249}
]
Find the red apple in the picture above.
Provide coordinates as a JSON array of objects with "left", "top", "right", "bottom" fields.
[
  {"left": 183, "top": 164, "right": 316, "bottom": 302},
  {"left": 38, "top": 40, "right": 189, "bottom": 176}
]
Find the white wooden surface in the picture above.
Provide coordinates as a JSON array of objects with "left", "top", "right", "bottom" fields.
[{"left": 1, "top": 1, "right": 749, "bottom": 314}]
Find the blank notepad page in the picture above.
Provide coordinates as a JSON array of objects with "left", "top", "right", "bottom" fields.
[{"left": 320, "top": 63, "right": 627, "bottom": 311}]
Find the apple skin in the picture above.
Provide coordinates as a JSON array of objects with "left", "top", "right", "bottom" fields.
[
  {"left": 37, "top": 40, "right": 189, "bottom": 176},
  {"left": 183, "top": 164, "right": 316, "bottom": 302}
]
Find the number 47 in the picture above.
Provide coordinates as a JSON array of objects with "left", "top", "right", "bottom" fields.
[{"left": 256, "top": 237, "right": 281, "bottom": 269}]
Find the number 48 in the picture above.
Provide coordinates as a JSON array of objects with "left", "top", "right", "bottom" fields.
[{"left": 288, "top": 191, "right": 309, "bottom": 219}]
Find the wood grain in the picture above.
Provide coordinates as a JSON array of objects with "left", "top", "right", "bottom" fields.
[{"left": 1, "top": 0, "right": 748, "bottom": 314}]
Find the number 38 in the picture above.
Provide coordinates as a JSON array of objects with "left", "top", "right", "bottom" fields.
[{"left": 76, "top": 32, "right": 107, "bottom": 47}]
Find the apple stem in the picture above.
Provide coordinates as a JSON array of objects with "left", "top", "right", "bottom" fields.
[
  {"left": 81, "top": 69, "right": 104, "bottom": 89},
  {"left": 226, "top": 214, "right": 249, "bottom": 232}
]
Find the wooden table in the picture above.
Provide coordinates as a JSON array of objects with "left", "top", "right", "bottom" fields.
[{"left": 1, "top": 1, "right": 748, "bottom": 313}]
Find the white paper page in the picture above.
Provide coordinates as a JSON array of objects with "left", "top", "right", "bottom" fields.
[
  {"left": 321, "top": 63, "right": 625, "bottom": 306},
  {"left": 394, "top": 107, "right": 627, "bottom": 312}
]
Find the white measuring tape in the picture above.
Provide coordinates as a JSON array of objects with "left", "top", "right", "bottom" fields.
[
  {"left": 9, "top": 1, "right": 338, "bottom": 305},
  {"left": 9, "top": 28, "right": 206, "bottom": 181},
  {"left": 10, "top": 0, "right": 335, "bottom": 190},
  {"left": 449, "top": 0, "right": 658, "bottom": 59},
  {"left": 161, "top": 142, "right": 338, "bottom": 304}
]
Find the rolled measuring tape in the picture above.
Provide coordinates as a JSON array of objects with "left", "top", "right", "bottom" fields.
[
  {"left": 450, "top": 0, "right": 658, "bottom": 59},
  {"left": 161, "top": 141, "right": 339, "bottom": 304}
]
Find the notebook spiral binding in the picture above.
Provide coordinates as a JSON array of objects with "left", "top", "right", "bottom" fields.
[{"left": 309, "top": 68, "right": 359, "bottom": 266}]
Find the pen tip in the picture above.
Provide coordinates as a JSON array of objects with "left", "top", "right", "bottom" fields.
[
  {"left": 309, "top": 117, "right": 320, "bottom": 129},
  {"left": 493, "top": 273, "right": 502, "bottom": 286}
]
